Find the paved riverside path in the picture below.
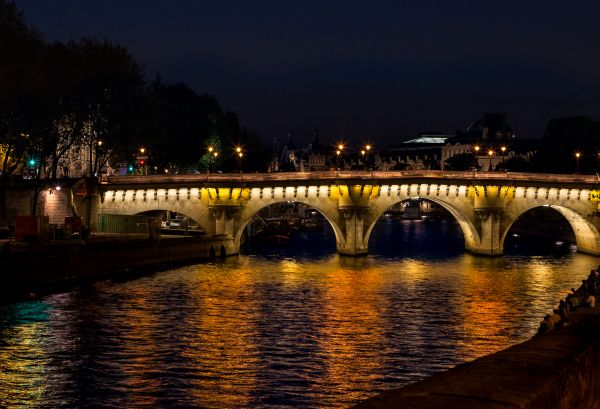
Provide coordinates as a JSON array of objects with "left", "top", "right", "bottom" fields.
[{"left": 354, "top": 307, "right": 600, "bottom": 409}]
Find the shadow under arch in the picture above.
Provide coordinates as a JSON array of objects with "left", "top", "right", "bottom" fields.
[
  {"left": 364, "top": 197, "right": 481, "bottom": 253},
  {"left": 233, "top": 200, "right": 344, "bottom": 251},
  {"left": 501, "top": 205, "right": 600, "bottom": 255}
]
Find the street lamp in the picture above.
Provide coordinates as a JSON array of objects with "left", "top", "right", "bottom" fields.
[
  {"left": 575, "top": 152, "right": 581, "bottom": 173},
  {"left": 336, "top": 144, "right": 344, "bottom": 170},
  {"left": 137, "top": 147, "right": 148, "bottom": 175},
  {"left": 364, "top": 144, "right": 372, "bottom": 170},
  {"left": 236, "top": 146, "right": 243, "bottom": 173},
  {"left": 488, "top": 149, "right": 494, "bottom": 171},
  {"left": 208, "top": 146, "right": 214, "bottom": 172},
  {"left": 473, "top": 145, "right": 480, "bottom": 170}
]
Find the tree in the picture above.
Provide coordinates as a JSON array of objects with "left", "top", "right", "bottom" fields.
[
  {"left": 0, "top": 0, "right": 45, "bottom": 222},
  {"left": 533, "top": 117, "right": 600, "bottom": 174},
  {"left": 496, "top": 156, "right": 532, "bottom": 172},
  {"left": 443, "top": 152, "right": 477, "bottom": 171}
]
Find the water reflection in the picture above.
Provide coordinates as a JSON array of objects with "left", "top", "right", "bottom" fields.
[{"left": 0, "top": 219, "right": 597, "bottom": 408}]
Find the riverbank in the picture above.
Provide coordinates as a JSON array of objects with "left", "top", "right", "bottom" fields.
[
  {"left": 0, "top": 235, "right": 235, "bottom": 299},
  {"left": 354, "top": 295, "right": 600, "bottom": 408}
]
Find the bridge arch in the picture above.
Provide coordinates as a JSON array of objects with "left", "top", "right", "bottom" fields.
[
  {"left": 365, "top": 197, "right": 481, "bottom": 254},
  {"left": 501, "top": 205, "right": 600, "bottom": 255},
  {"left": 233, "top": 199, "right": 345, "bottom": 251}
]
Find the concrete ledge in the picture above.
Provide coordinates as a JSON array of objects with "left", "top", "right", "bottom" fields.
[
  {"left": 354, "top": 312, "right": 600, "bottom": 409},
  {"left": 0, "top": 236, "right": 235, "bottom": 295}
]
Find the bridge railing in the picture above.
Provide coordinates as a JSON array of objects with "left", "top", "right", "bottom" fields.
[{"left": 102, "top": 170, "right": 600, "bottom": 186}]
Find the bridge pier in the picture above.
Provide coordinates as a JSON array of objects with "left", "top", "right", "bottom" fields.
[
  {"left": 336, "top": 207, "right": 369, "bottom": 256},
  {"left": 209, "top": 204, "right": 240, "bottom": 256},
  {"left": 467, "top": 209, "right": 504, "bottom": 255}
]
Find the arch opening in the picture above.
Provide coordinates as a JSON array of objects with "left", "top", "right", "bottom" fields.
[
  {"left": 502, "top": 205, "right": 595, "bottom": 254},
  {"left": 135, "top": 210, "right": 206, "bottom": 236},
  {"left": 236, "top": 201, "right": 339, "bottom": 256},
  {"left": 367, "top": 197, "right": 468, "bottom": 258}
]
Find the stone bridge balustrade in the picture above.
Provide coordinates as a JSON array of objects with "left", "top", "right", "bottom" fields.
[{"left": 92, "top": 171, "right": 600, "bottom": 257}]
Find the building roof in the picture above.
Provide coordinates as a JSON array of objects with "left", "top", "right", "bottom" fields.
[{"left": 403, "top": 136, "right": 448, "bottom": 144}]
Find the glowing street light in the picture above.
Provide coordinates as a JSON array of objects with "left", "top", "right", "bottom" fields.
[
  {"left": 488, "top": 149, "right": 494, "bottom": 171},
  {"left": 336, "top": 143, "right": 345, "bottom": 170},
  {"left": 363, "top": 144, "right": 373, "bottom": 170},
  {"left": 236, "top": 146, "right": 244, "bottom": 173},
  {"left": 207, "top": 146, "right": 217, "bottom": 172},
  {"left": 575, "top": 152, "right": 581, "bottom": 173}
]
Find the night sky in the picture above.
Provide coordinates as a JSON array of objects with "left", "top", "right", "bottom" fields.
[{"left": 16, "top": 0, "right": 600, "bottom": 145}]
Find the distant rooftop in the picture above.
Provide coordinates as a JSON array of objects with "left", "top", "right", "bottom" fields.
[{"left": 403, "top": 136, "right": 448, "bottom": 144}]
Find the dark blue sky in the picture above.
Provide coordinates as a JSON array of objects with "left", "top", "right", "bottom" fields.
[{"left": 16, "top": 0, "right": 600, "bottom": 145}]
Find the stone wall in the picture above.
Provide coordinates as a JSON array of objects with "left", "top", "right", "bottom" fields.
[{"left": 354, "top": 312, "right": 600, "bottom": 409}]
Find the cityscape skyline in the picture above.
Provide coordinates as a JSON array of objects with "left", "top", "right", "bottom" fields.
[{"left": 16, "top": 0, "right": 600, "bottom": 144}]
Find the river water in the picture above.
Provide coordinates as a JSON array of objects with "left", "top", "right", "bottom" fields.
[{"left": 0, "top": 218, "right": 596, "bottom": 408}]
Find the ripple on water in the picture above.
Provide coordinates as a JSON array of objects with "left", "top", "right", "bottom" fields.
[{"left": 0, "top": 221, "right": 595, "bottom": 408}]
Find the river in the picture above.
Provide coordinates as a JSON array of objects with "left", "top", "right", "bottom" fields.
[{"left": 0, "top": 218, "right": 596, "bottom": 408}]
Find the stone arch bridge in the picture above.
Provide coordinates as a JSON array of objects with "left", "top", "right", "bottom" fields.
[{"left": 92, "top": 171, "right": 600, "bottom": 257}]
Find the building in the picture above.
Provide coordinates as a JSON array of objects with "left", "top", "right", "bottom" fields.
[{"left": 442, "top": 113, "right": 516, "bottom": 171}]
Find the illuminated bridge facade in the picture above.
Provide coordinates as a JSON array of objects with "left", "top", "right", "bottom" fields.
[{"left": 91, "top": 171, "right": 600, "bottom": 256}]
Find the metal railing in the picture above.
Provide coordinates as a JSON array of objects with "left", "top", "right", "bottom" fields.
[{"left": 102, "top": 170, "right": 600, "bottom": 186}]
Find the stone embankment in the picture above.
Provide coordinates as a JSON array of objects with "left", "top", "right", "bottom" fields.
[
  {"left": 0, "top": 236, "right": 234, "bottom": 296},
  {"left": 355, "top": 290, "right": 600, "bottom": 409}
]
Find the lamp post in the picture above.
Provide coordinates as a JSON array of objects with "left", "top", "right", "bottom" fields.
[
  {"left": 365, "top": 144, "right": 372, "bottom": 170},
  {"left": 208, "top": 146, "right": 214, "bottom": 172},
  {"left": 212, "top": 151, "right": 219, "bottom": 172},
  {"left": 500, "top": 146, "right": 506, "bottom": 170},
  {"left": 575, "top": 152, "right": 581, "bottom": 173},
  {"left": 139, "top": 147, "right": 147, "bottom": 175},
  {"left": 361, "top": 149, "right": 366, "bottom": 170},
  {"left": 488, "top": 149, "right": 494, "bottom": 171},
  {"left": 473, "top": 145, "right": 480, "bottom": 170},
  {"left": 236, "top": 147, "right": 243, "bottom": 173},
  {"left": 337, "top": 144, "right": 344, "bottom": 170}
]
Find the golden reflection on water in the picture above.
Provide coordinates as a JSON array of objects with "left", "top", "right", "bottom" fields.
[
  {"left": 0, "top": 250, "right": 597, "bottom": 408},
  {"left": 318, "top": 258, "right": 388, "bottom": 403},
  {"left": 117, "top": 287, "right": 163, "bottom": 407},
  {"left": 185, "top": 263, "right": 260, "bottom": 408},
  {"left": 0, "top": 314, "right": 48, "bottom": 407}
]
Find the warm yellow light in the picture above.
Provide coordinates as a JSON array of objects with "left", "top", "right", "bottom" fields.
[
  {"left": 140, "top": 147, "right": 145, "bottom": 154},
  {"left": 208, "top": 146, "right": 214, "bottom": 153},
  {"left": 213, "top": 152, "right": 219, "bottom": 157},
  {"left": 338, "top": 144, "right": 344, "bottom": 150},
  {"left": 488, "top": 150, "right": 494, "bottom": 156},
  {"left": 98, "top": 140, "right": 103, "bottom": 146},
  {"left": 474, "top": 145, "right": 480, "bottom": 152},
  {"left": 501, "top": 146, "right": 506, "bottom": 152},
  {"left": 236, "top": 146, "right": 242, "bottom": 153},
  {"left": 164, "top": 169, "right": 169, "bottom": 173},
  {"left": 361, "top": 150, "right": 366, "bottom": 155},
  {"left": 336, "top": 150, "right": 341, "bottom": 155},
  {"left": 576, "top": 152, "right": 581, "bottom": 158},
  {"left": 238, "top": 152, "right": 243, "bottom": 158},
  {"left": 365, "top": 144, "right": 371, "bottom": 151}
]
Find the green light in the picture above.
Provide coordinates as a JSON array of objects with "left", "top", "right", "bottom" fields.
[
  {"left": 28, "top": 159, "right": 36, "bottom": 166},
  {"left": 128, "top": 165, "right": 134, "bottom": 172}
]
